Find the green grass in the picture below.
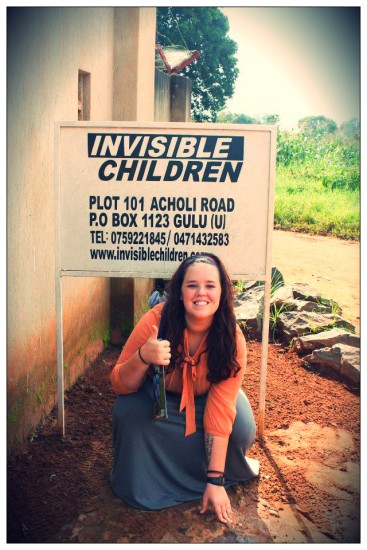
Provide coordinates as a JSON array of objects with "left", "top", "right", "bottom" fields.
[{"left": 274, "top": 167, "right": 360, "bottom": 240}]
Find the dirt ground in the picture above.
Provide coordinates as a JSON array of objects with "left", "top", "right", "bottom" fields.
[
  {"left": 7, "top": 231, "right": 361, "bottom": 543},
  {"left": 272, "top": 230, "right": 360, "bottom": 334},
  {"left": 7, "top": 342, "right": 360, "bottom": 543}
]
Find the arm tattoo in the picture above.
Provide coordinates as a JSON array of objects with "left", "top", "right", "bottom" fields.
[{"left": 205, "top": 433, "right": 214, "bottom": 464}]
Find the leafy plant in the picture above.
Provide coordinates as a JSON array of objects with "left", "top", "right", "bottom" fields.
[
  {"left": 269, "top": 302, "right": 287, "bottom": 341},
  {"left": 270, "top": 269, "right": 284, "bottom": 296},
  {"left": 102, "top": 328, "right": 111, "bottom": 348}
]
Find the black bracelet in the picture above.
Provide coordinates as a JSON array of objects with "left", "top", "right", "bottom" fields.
[
  {"left": 207, "top": 470, "right": 224, "bottom": 475},
  {"left": 138, "top": 347, "right": 150, "bottom": 365},
  {"left": 207, "top": 475, "right": 225, "bottom": 486}
]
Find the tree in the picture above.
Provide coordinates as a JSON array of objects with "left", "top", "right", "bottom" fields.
[
  {"left": 217, "top": 111, "right": 280, "bottom": 125},
  {"left": 340, "top": 119, "right": 360, "bottom": 140},
  {"left": 297, "top": 115, "right": 338, "bottom": 137},
  {"left": 217, "top": 111, "right": 258, "bottom": 124},
  {"left": 261, "top": 114, "right": 280, "bottom": 125},
  {"left": 157, "top": 7, "right": 239, "bottom": 122}
]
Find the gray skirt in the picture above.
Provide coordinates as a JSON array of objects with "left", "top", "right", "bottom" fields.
[{"left": 110, "top": 379, "right": 259, "bottom": 510}]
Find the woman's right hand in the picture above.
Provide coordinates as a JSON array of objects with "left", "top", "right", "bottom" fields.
[{"left": 139, "top": 325, "right": 171, "bottom": 367}]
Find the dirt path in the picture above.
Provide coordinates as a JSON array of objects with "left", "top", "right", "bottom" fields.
[
  {"left": 272, "top": 230, "right": 360, "bottom": 334},
  {"left": 7, "top": 344, "right": 360, "bottom": 543}
]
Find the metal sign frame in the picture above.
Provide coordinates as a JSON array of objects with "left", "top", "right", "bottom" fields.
[{"left": 55, "top": 121, "right": 276, "bottom": 437}]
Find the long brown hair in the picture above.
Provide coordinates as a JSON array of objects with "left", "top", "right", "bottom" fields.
[{"left": 164, "top": 253, "right": 241, "bottom": 382}]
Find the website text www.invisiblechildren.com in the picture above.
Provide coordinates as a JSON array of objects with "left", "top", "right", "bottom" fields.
[{"left": 89, "top": 246, "right": 205, "bottom": 263}]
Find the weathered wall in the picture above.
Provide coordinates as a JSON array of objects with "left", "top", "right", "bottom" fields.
[
  {"left": 154, "top": 69, "right": 192, "bottom": 123},
  {"left": 154, "top": 68, "right": 171, "bottom": 121},
  {"left": 110, "top": 68, "right": 194, "bottom": 342},
  {"left": 106, "top": 67, "right": 194, "bottom": 344},
  {"left": 109, "top": 7, "right": 157, "bottom": 342},
  {"left": 170, "top": 74, "right": 192, "bottom": 122},
  {"left": 7, "top": 7, "right": 157, "bottom": 454}
]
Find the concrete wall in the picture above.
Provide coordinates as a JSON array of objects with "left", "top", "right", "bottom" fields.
[
  {"left": 170, "top": 75, "right": 192, "bottom": 122},
  {"left": 110, "top": 69, "right": 194, "bottom": 343},
  {"left": 154, "top": 68, "right": 171, "bottom": 121},
  {"left": 154, "top": 69, "right": 192, "bottom": 123},
  {"left": 109, "top": 7, "right": 157, "bottom": 343},
  {"left": 7, "top": 7, "right": 157, "bottom": 454}
]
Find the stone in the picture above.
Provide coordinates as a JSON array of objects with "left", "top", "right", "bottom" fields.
[
  {"left": 306, "top": 343, "right": 360, "bottom": 383},
  {"left": 338, "top": 344, "right": 360, "bottom": 383},
  {"left": 318, "top": 297, "right": 342, "bottom": 314},
  {"left": 286, "top": 299, "right": 332, "bottom": 313},
  {"left": 212, "top": 531, "right": 256, "bottom": 543},
  {"left": 233, "top": 280, "right": 258, "bottom": 294},
  {"left": 277, "top": 311, "right": 356, "bottom": 343},
  {"left": 291, "top": 283, "right": 322, "bottom": 303},
  {"left": 270, "top": 285, "right": 294, "bottom": 309},
  {"left": 291, "top": 284, "right": 342, "bottom": 314},
  {"left": 306, "top": 346, "right": 342, "bottom": 371},
  {"left": 331, "top": 315, "right": 355, "bottom": 332},
  {"left": 293, "top": 328, "right": 360, "bottom": 355},
  {"left": 234, "top": 285, "right": 264, "bottom": 340}
]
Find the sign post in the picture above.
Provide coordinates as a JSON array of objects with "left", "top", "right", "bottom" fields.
[{"left": 55, "top": 121, "right": 276, "bottom": 437}]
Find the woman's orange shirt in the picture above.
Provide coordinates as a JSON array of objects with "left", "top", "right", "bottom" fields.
[{"left": 110, "top": 303, "right": 247, "bottom": 439}]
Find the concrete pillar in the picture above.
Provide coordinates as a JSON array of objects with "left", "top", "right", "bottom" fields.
[
  {"left": 111, "top": 7, "right": 156, "bottom": 339},
  {"left": 154, "top": 68, "right": 171, "bottom": 122},
  {"left": 113, "top": 7, "right": 156, "bottom": 121},
  {"left": 170, "top": 75, "right": 192, "bottom": 122}
]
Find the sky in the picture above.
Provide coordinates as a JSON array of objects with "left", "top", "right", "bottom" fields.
[{"left": 221, "top": 6, "right": 360, "bottom": 130}]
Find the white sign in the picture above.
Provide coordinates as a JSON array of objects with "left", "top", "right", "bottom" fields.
[{"left": 55, "top": 122, "right": 276, "bottom": 279}]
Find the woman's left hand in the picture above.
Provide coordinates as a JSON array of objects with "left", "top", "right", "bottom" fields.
[{"left": 200, "top": 484, "right": 233, "bottom": 524}]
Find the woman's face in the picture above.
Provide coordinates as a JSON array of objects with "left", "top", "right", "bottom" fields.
[{"left": 181, "top": 262, "right": 222, "bottom": 324}]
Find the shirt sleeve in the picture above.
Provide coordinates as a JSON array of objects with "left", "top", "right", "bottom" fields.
[
  {"left": 203, "top": 327, "right": 247, "bottom": 438},
  {"left": 110, "top": 303, "right": 164, "bottom": 394}
]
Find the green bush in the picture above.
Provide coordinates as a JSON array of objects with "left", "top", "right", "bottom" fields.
[
  {"left": 275, "top": 167, "right": 359, "bottom": 239},
  {"left": 275, "top": 124, "right": 360, "bottom": 239},
  {"left": 277, "top": 129, "right": 360, "bottom": 192}
]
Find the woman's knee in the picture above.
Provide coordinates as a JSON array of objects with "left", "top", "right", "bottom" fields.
[{"left": 230, "top": 391, "right": 256, "bottom": 451}]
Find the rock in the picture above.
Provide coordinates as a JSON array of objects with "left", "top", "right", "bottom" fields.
[
  {"left": 236, "top": 284, "right": 265, "bottom": 308},
  {"left": 235, "top": 285, "right": 264, "bottom": 340},
  {"left": 235, "top": 267, "right": 284, "bottom": 306},
  {"left": 286, "top": 299, "right": 332, "bottom": 313},
  {"left": 277, "top": 311, "right": 356, "bottom": 343},
  {"left": 291, "top": 283, "right": 322, "bottom": 303},
  {"left": 317, "top": 297, "right": 343, "bottom": 314},
  {"left": 330, "top": 315, "right": 355, "bottom": 333},
  {"left": 233, "top": 280, "right": 259, "bottom": 294},
  {"left": 306, "top": 346, "right": 342, "bottom": 371},
  {"left": 291, "top": 284, "right": 342, "bottom": 314},
  {"left": 212, "top": 532, "right": 256, "bottom": 543},
  {"left": 306, "top": 344, "right": 360, "bottom": 383},
  {"left": 293, "top": 328, "right": 360, "bottom": 355},
  {"left": 270, "top": 285, "right": 294, "bottom": 309},
  {"left": 338, "top": 344, "right": 360, "bottom": 383}
]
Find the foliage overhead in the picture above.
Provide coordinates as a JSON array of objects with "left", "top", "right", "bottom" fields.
[{"left": 156, "top": 7, "right": 239, "bottom": 122}]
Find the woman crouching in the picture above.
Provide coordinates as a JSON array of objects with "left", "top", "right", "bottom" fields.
[{"left": 109, "top": 253, "right": 258, "bottom": 524}]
